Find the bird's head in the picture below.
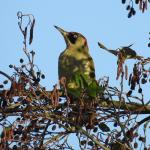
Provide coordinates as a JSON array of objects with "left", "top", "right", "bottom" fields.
[{"left": 54, "top": 26, "right": 88, "bottom": 50}]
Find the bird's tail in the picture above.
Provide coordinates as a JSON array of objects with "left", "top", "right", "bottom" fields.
[
  {"left": 98, "top": 42, "right": 118, "bottom": 56},
  {"left": 136, "top": 55, "right": 144, "bottom": 60},
  {"left": 98, "top": 42, "right": 109, "bottom": 51}
]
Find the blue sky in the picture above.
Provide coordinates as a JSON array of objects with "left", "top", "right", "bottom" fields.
[
  {"left": 1, "top": 0, "right": 150, "bottom": 89},
  {"left": 0, "top": 1, "right": 150, "bottom": 149}
]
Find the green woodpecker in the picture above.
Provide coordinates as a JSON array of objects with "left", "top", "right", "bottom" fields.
[
  {"left": 98, "top": 42, "right": 143, "bottom": 60},
  {"left": 55, "top": 26, "right": 100, "bottom": 97}
]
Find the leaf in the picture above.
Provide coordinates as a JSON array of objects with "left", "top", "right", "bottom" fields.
[{"left": 98, "top": 122, "right": 110, "bottom": 132}]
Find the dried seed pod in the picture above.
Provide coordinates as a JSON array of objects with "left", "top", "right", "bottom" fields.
[
  {"left": 128, "top": 74, "right": 132, "bottom": 86},
  {"left": 24, "top": 27, "right": 27, "bottom": 39},
  {"left": 134, "top": 142, "right": 138, "bottom": 148},
  {"left": 126, "top": 5, "right": 130, "bottom": 10},
  {"left": 139, "top": 136, "right": 146, "bottom": 142},
  {"left": 128, "top": 10, "right": 132, "bottom": 18},
  {"left": 132, "top": 9, "right": 136, "bottom": 15},
  {"left": 131, "top": 83, "right": 135, "bottom": 90},
  {"left": 29, "top": 18, "right": 35, "bottom": 45},
  {"left": 125, "top": 65, "right": 128, "bottom": 80}
]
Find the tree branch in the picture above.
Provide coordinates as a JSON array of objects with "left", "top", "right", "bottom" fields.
[{"left": 0, "top": 90, "right": 150, "bottom": 114}]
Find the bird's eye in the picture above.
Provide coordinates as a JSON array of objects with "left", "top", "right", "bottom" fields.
[
  {"left": 68, "top": 33, "right": 78, "bottom": 44},
  {"left": 73, "top": 34, "right": 78, "bottom": 39}
]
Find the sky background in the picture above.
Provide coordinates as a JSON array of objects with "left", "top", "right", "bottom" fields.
[{"left": 0, "top": 1, "right": 150, "bottom": 149}]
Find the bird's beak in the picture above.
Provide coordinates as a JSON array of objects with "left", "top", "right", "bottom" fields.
[{"left": 54, "top": 25, "right": 69, "bottom": 47}]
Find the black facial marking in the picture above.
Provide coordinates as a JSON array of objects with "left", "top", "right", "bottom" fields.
[
  {"left": 68, "top": 33, "right": 78, "bottom": 44},
  {"left": 88, "top": 57, "right": 92, "bottom": 61},
  {"left": 89, "top": 72, "right": 95, "bottom": 78}
]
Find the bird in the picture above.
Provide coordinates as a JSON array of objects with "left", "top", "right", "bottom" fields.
[
  {"left": 98, "top": 42, "right": 143, "bottom": 60},
  {"left": 55, "top": 26, "right": 101, "bottom": 98},
  {"left": 98, "top": 42, "right": 144, "bottom": 80}
]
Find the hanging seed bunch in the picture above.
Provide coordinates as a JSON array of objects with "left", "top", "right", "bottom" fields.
[
  {"left": 127, "top": 61, "right": 150, "bottom": 96},
  {"left": 121, "top": 0, "right": 149, "bottom": 18}
]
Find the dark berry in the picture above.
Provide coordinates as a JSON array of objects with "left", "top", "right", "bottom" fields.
[
  {"left": 35, "top": 90, "right": 41, "bottom": 96},
  {"left": 127, "top": 90, "right": 132, "bottom": 96},
  {"left": 20, "top": 58, "right": 24, "bottom": 63},
  {"left": 88, "top": 141, "right": 94, "bottom": 146},
  {"left": 135, "top": 0, "right": 139, "bottom": 4},
  {"left": 81, "top": 140, "right": 86, "bottom": 145},
  {"left": 114, "top": 122, "right": 118, "bottom": 127},
  {"left": 52, "top": 125, "right": 56, "bottom": 131},
  {"left": 41, "top": 74, "right": 45, "bottom": 79},
  {"left": 9, "top": 64, "right": 13, "bottom": 68},
  {"left": 141, "top": 78, "right": 147, "bottom": 84},
  {"left": 143, "top": 74, "right": 147, "bottom": 78},
  {"left": 138, "top": 88, "right": 142, "bottom": 93},
  {"left": 0, "top": 84, "right": 4, "bottom": 88},
  {"left": 21, "top": 65, "right": 25, "bottom": 68},
  {"left": 93, "top": 127, "right": 98, "bottom": 133},
  {"left": 122, "top": 0, "right": 126, "bottom": 4},
  {"left": 3, "top": 80, "right": 8, "bottom": 84}
]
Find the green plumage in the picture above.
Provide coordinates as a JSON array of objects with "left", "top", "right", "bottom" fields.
[{"left": 55, "top": 26, "right": 101, "bottom": 97}]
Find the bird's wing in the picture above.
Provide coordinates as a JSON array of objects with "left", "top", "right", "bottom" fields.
[
  {"left": 98, "top": 42, "right": 118, "bottom": 56},
  {"left": 121, "top": 43, "right": 134, "bottom": 48}
]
